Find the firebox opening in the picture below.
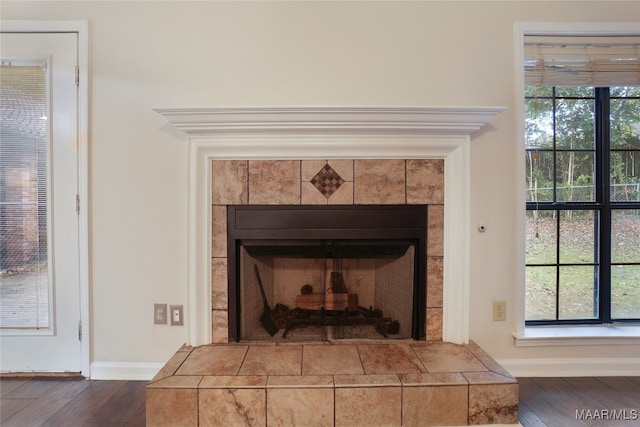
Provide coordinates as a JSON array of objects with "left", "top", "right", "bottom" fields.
[
  {"left": 227, "top": 205, "right": 427, "bottom": 342},
  {"left": 240, "top": 240, "right": 416, "bottom": 342}
]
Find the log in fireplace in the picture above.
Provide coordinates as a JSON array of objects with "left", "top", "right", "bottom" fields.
[{"left": 227, "top": 205, "right": 427, "bottom": 342}]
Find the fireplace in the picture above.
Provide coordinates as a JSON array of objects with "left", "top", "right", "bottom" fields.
[
  {"left": 228, "top": 205, "right": 427, "bottom": 341},
  {"left": 154, "top": 106, "right": 505, "bottom": 346},
  {"left": 148, "top": 107, "right": 517, "bottom": 427}
]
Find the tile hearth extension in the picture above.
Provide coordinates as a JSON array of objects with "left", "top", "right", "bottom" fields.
[{"left": 146, "top": 341, "right": 518, "bottom": 426}]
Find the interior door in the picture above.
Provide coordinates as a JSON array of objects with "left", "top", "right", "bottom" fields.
[{"left": 0, "top": 31, "right": 82, "bottom": 372}]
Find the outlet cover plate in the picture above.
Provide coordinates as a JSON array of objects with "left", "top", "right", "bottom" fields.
[
  {"left": 154, "top": 304, "right": 167, "bottom": 325},
  {"left": 493, "top": 300, "right": 506, "bottom": 321}
]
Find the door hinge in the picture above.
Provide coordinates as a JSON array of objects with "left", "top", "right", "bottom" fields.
[
  {"left": 75, "top": 194, "right": 80, "bottom": 215},
  {"left": 75, "top": 65, "right": 79, "bottom": 86},
  {"left": 78, "top": 320, "right": 83, "bottom": 341}
]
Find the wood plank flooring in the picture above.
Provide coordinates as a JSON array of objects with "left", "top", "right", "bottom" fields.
[
  {"left": 518, "top": 377, "right": 640, "bottom": 427},
  {"left": 1, "top": 376, "right": 638, "bottom": 426},
  {"left": 1, "top": 378, "right": 146, "bottom": 427}
]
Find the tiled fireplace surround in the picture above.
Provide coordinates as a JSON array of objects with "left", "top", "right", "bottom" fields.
[{"left": 148, "top": 107, "right": 518, "bottom": 426}]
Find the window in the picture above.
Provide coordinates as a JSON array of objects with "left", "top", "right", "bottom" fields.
[
  {"left": 524, "top": 35, "right": 640, "bottom": 325},
  {"left": 0, "top": 60, "right": 50, "bottom": 329}
]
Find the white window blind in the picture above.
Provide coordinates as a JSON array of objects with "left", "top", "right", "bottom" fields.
[
  {"left": 0, "top": 60, "right": 50, "bottom": 329},
  {"left": 524, "top": 35, "right": 640, "bottom": 87}
]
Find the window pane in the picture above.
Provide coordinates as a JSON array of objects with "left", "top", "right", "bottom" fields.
[
  {"left": 525, "top": 98, "right": 553, "bottom": 149},
  {"left": 610, "top": 97, "right": 640, "bottom": 150},
  {"left": 0, "top": 62, "right": 50, "bottom": 329},
  {"left": 611, "top": 265, "right": 640, "bottom": 319},
  {"left": 555, "top": 87, "right": 594, "bottom": 98},
  {"left": 559, "top": 210, "right": 596, "bottom": 264},
  {"left": 525, "top": 266, "right": 557, "bottom": 320},
  {"left": 611, "top": 210, "right": 640, "bottom": 263},
  {"left": 556, "top": 151, "right": 594, "bottom": 202},
  {"left": 525, "top": 151, "right": 554, "bottom": 202},
  {"left": 525, "top": 86, "right": 553, "bottom": 97},
  {"left": 526, "top": 210, "right": 557, "bottom": 264},
  {"left": 610, "top": 150, "right": 640, "bottom": 201},
  {"left": 610, "top": 86, "right": 640, "bottom": 98},
  {"left": 558, "top": 266, "right": 597, "bottom": 319},
  {"left": 556, "top": 98, "right": 594, "bottom": 150}
]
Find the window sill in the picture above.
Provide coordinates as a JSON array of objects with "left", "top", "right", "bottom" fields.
[{"left": 513, "top": 324, "right": 640, "bottom": 347}]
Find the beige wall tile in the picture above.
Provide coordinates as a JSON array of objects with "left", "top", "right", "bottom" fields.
[
  {"left": 357, "top": 343, "right": 426, "bottom": 374},
  {"left": 427, "top": 256, "right": 443, "bottom": 308},
  {"left": 399, "top": 371, "right": 467, "bottom": 387},
  {"left": 249, "top": 160, "right": 301, "bottom": 205},
  {"left": 149, "top": 350, "right": 191, "bottom": 383},
  {"left": 407, "top": 159, "right": 444, "bottom": 204},
  {"left": 413, "top": 342, "right": 487, "bottom": 373},
  {"left": 148, "top": 376, "right": 203, "bottom": 389},
  {"left": 354, "top": 159, "right": 406, "bottom": 204},
  {"left": 335, "top": 387, "right": 401, "bottom": 427},
  {"left": 427, "top": 204, "right": 444, "bottom": 256},
  {"left": 302, "top": 344, "right": 365, "bottom": 375},
  {"left": 402, "top": 385, "right": 468, "bottom": 426},
  {"left": 301, "top": 160, "right": 328, "bottom": 180},
  {"left": 212, "top": 160, "right": 248, "bottom": 205},
  {"left": 328, "top": 181, "right": 353, "bottom": 204},
  {"left": 468, "top": 383, "right": 519, "bottom": 425},
  {"left": 267, "top": 388, "right": 333, "bottom": 427},
  {"left": 176, "top": 345, "right": 248, "bottom": 376},
  {"left": 465, "top": 341, "right": 516, "bottom": 378},
  {"left": 211, "top": 258, "right": 228, "bottom": 310},
  {"left": 301, "top": 182, "right": 329, "bottom": 204},
  {"left": 238, "top": 345, "right": 303, "bottom": 376},
  {"left": 146, "top": 388, "right": 197, "bottom": 427},
  {"left": 199, "top": 389, "right": 265, "bottom": 427},
  {"left": 211, "top": 206, "right": 227, "bottom": 258},
  {"left": 211, "top": 158, "right": 445, "bottom": 343},
  {"left": 426, "top": 308, "right": 443, "bottom": 341},
  {"left": 329, "top": 159, "right": 354, "bottom": 181},
  {"left": 211, "top": 309, "right": 229, "bottom": 343}
]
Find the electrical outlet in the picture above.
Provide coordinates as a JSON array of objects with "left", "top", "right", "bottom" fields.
[
  {"left": 170, "top": 305, "right": 184, "bottom": 326},
  {"left": 154, "top": 304, "right": 167, "bottom": 325},
  {"left": 493, "top": 300, "right": 506, "bottom": 321}
]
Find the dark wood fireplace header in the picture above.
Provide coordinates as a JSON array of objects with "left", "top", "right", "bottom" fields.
[{"left": 228, "top": 205, "right": 427, "bottom": 240}]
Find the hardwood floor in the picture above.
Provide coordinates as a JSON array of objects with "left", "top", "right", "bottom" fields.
[
  {"left": 1, "top": 376, "right": 638, "bottom": 426},
  {"left": 519, "top": 377, "right": 640, "bottom": 427},
  {"left": 1, "top": 377, "right": 146, "bottom": 427}
]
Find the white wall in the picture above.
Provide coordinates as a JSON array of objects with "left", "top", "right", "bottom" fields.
[{"left": 3, "top": 1, "right": 639, "bottom": 377}]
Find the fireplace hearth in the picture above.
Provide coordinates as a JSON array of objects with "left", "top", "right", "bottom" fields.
[
  {"left": 150, "top": 107, "right": 515, "bottom": 427},
  {"left": 227, "top": 205, "right": 427, "bottom": 342}
]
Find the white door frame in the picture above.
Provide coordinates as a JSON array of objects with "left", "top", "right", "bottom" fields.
[{"left": 1, "top": 20, "right": 90, "bottom": 377}]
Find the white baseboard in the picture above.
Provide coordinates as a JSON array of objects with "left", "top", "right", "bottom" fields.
[
  {"left": 90, "top": 361, "right": 163, "bottom": 381},
  {"left": 497, "top": 357, "right": 640, "bottom": 377}
]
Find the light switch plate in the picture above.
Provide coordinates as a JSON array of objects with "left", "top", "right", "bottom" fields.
[{"left": 170, "top": 305, "right": 184, "bottom": 326}]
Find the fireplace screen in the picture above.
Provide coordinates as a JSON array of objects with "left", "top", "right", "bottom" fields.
[{"left": 228, "top": 206, "right": 427, "bottom": 342}]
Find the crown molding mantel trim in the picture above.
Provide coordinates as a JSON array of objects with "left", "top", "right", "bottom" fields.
[
  {"left": 155, "top": 106, "right": 505, "bottom": 347},
  {"left": 155, "top": 106, "right": 506, "bottom": 137}
]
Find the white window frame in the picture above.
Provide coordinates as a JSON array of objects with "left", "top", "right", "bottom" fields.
[{"left": 513, "top": 22, "right": 640, "bottom": 346}]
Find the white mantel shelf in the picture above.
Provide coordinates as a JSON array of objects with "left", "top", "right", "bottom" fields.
[
  {"left": 155, "top": 106, "right": 505, "bottom": 137},
  {"left": 156, "top": 106, "right": 506, "bottom": 347}
]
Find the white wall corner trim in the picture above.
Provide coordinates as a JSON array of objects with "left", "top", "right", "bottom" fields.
[
  {"left": 90, "top": 361, "right": 164, "bottom": 381},
  {"left": 155, "top": 106, "right": 506, "bottom": 347}
]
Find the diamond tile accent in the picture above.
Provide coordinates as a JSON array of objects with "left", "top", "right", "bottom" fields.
[{"left": 310, "top": 163, "right": 345, "bottom": 198}]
